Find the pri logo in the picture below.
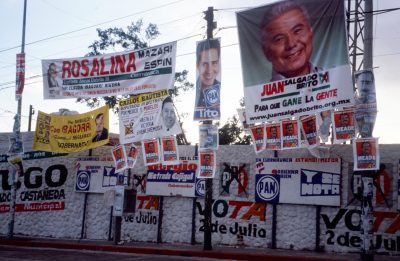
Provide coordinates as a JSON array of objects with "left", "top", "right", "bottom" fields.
[
  {"left": 203, "top": 84, "right": 220, "bottom": 107},
  {"left": 76, "top": 170, "right": 90, "bottom": 191},
  {"left": 195, "top": 178, "right": 205, "bottom": 197},
  {"left": 255, "top": 174, "right": 280, "bottom": 203}
]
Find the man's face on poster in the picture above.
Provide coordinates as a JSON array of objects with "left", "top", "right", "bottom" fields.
[
  {"left": 198, "top": 48, "right": 219, "bottom": 87},
  {"left": 340, "top": 113, "right": 349, "bottom": 126},
  {"left": 286, "top": 123, "right": 294, "bottom": 136},
  {"left": 49, "top": 64, "right": 57, "bottom": 80},
  {"left": 307, "top": 120, "right": 315, "bottom": 133},
  {"left": 361, "top": 142, "right": 371, "bottom": 155},
  {"left": 262, "top": 8, "right": 313, "bottom": 78},
  {"left": 270, "top": 126, "right": 277, "bottom": 138},
  {"left": 204, "top": 154, "right": 211, "bottom": 165},
  {"left": 95, "top": 114, "right": 104, "bottom": 134},
  {"left": 148, "top": 142, "right": 155, "bottom": 153},
  {"left": 162, "top": 101, "right": 176, "bottom": 129},
  {"left": 165, "top": 140, "right": 174, "bottom": 151},
  {"left": 199, "top": 129, "right": 208, "bottom": 147},
  {"left": 255, "top": 127, "right": 263, "bottom": 139}
]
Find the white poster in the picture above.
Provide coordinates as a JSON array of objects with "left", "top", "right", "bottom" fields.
[
  {"left": 255, "top": 158, "right": 341, "bottom": 206},
  {"left": 42, "top": 41, "right": 177, "bottom": 99},
  {"left": 119, "top": 90, "right": 182, "bottom": 143},
  {"left": 75, "top": 156, "right": 129, "bottom": 193},
  {"left": 146, "top": 159, "right": 198, "bottom": 197}
]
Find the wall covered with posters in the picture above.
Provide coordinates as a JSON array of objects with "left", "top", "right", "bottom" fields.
[{"left": 0, "top": 132, "right": 399, "bottom": 255}]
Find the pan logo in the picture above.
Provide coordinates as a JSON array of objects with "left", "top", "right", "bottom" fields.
[
  {"left": 195, "top": 178, "right": 205, "bottom": 197},
  {"left": 204, "top": 84, "right": 220, "bottom": 107},
  {"left": 256, "top": 175, "right": 279, "bottom": 202},
  {"left": 76, "top": 170, "right": 90, "bottom": 191}
]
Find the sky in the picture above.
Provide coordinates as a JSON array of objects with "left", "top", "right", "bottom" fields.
[{"left": 0, "top": 0, "right": 399, "bottom": 145}]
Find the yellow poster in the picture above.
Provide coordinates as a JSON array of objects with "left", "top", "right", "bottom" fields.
[{"left": 33, "top": 105, "right": 109, "bottom": 153}]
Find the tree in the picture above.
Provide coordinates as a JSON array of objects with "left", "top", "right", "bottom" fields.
[
  {"left": 218, "top": 116, "right": 250, "bottom": 145},
  {"left": 78, "top": 20, "right": 193, "bottom": 144}
]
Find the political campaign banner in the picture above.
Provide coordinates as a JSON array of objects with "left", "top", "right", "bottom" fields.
[
  {"left": 194, "top": 38, "right": 221, "bottom": 121},
  {"left": 250, "top": 125, "right": 265, "bottom": 153},
  {"left": 353, "top": 137, "right": 380, "bottom": 171},
  {"left": 281, "top": 119, "right": 299, "bottom": 149},
  {"left": 237, "top": 0, "right": 353, "bottom": 123},
  {"left": 333, "top": 109, "right": 356, "bottom": 143},
  {"left": 300, "top": 115, "right": 318, "bottom": 147},
  {"left": 118, "top": 89, "right": 181, "bottom": 143},
  {"left": 198, "top": 151, "right": 216, "bottom": 178},
  {"left": 355, "top": 69, "right": 377, "bottom": 138},
  {"left": 15, "top": 53, "right": 25, "bottom": 99},
  {"left": 142, "top": 139, "right": 160, "bottom": 166},
  {"left": 42, "top": 41, "right": 177, "bottom": 99},
  {"left": 111, "top": 145, "right": 128, "bottom": 173},
  {"left": 75, "top": 156, "right": 129, "bottom": 193},
  {"left": 146, "top": 159, "right": 198, "bottom": 197},
  {"left": 126, "top": 144, "right": 139, "bottom": 169},
  {"left": 33, "top": 105, "right": 109, "bottom": 153},
  {"left": 199, "top": 124, "right": 218, "bottom": 151},
  {"left": 265, "top": 123, "right": 281, "bottom": 150},
  {"left": 255, "top": 158, "right": 341, "bottom": 206},
  {"left": 160, "top": 136, "right": 179, "bottom": 165}
]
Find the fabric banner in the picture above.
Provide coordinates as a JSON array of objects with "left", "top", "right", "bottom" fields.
[
  {"left": 353, "top": 137, "right": 380, "bottom": 171},
  {"left": 42, "top": 41, "right": 177, "bottom": 99},
  {"left": 255, "top": 158, "right": 341, "bottom": 206},
  {"left": 16, "top": 53, "right": 25, "bottom": 99},
  {"left": 33, "top": 105, "right": 109, "bottom": 153},
  {"left": 75, "top": 156, "right": 129, "bottom": 193},
  {"left": 194, "top": 38, "right": 221, "bottom": 121},
  {"left": 237, "top": 0, "right": 353, "bottom": 123},
  {"left": 118, "top": 89, "right": 181, "bottom": 143},
  {"left": 146, "top": 159, "right": 198, "bottom": 197}
]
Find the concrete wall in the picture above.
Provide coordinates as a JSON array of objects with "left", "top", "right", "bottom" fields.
[{"left": 0, "top": 132, "right": 399, "bottom": 254}]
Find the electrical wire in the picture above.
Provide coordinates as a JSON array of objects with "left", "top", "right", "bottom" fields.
[{"left": 0, "top": 0, "right": 187, "bottom": 54}]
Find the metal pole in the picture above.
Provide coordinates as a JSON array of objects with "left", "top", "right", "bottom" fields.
[
  {"left": 360, "top": 1, "right": 374, "bottom": 260},
  {"left": 8, "top": 0, "right": 27, "bottom": 239},
  {"left": 203, "top": 6, "right": 215, "bottom": 251},
  {"left": 28, "top": 105, "right": 33, "bottom": 131}
]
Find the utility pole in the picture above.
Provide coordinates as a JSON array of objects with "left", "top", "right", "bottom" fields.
[
  {"left": 8, "top": 0, "right": 27, "bottom": 239},
  {"left": 360, "top": 1, "right": 374, "bottom": 260},
  {"left": 28, "top": 105, "right": 34, "bottom": 131},
  {"left": 202, "top": 6, "right": 216, "bottom": 251}
]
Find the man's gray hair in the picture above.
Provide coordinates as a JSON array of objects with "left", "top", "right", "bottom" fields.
[{"left": 260, "top": 0, "right": 311, "bottom": 41}]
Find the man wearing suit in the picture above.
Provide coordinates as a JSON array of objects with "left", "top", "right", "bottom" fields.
[{"left": 92, "top": 113, "right": 108, "bottom": 142}]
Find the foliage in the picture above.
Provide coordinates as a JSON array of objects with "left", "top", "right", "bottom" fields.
[
  {"left": 218, "top": 116, "right": 251, "bottom": 145},
  {"left": 78, "top": 19, "right": 194, "bottom": 113}
]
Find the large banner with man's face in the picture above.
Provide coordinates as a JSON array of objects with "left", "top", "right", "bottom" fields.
[
  {"left": 194, "top": 38, "right": 221, "bottom": 121},
  {"left": 236, "top": 0, "right": 353, "bottom": 123},
  {"left": 42, "top": 42, "right": 176, "bottom": 99},
  {"left": 33, "top": 105, "right": 109, "bottom": 153},
  {"left": 119, "top": 90, "right": 182, "bottom": 144}
]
